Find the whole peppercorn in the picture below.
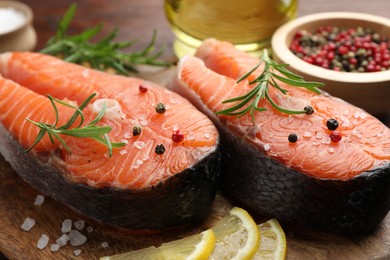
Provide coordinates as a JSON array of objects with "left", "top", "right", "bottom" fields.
[
  {"left": 132, "top": 126, "right": 142, "bottom": 136},
  {"left": 326, "top": 119, "right": 339, "bottom": 130},
  {"left": 139, "top": 84, "right": 148, "bottom": 93},
  {"left": 288, "top": 133, "right": 298, "bottom": 143},
  {"left": 155, "top": 144, "right": 166, "bottom": 154},
  {"left": 304, "top": 106, "right": 314, "bottom": 115},
  {"left": 330, "top": 131, "right": 342, "bottom": 143},
  {"left": 172, "top": 130, "right": 185, "bottom": 143},
  {"left": 289, "top": 26, "right": 390, "bottom": 73},
  {"left": 155, "top": 103, "right": 166, "bottom": 114}
]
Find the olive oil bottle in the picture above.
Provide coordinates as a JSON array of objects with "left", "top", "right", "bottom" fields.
[{"left": 164, "top": 0, "right": 298, "bottom": 58}]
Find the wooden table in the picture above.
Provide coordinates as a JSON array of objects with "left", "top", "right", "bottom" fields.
[{"left": 1, "top": 0, "right": 390, "bottom": 259}]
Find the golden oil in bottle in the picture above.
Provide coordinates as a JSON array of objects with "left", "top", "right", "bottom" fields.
[{"left": 164, "top": 0, "right": 298, "bottom": 58}]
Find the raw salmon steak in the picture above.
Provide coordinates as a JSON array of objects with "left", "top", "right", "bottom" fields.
[
  {"left": 170, "top": 39, "right": 390, "bottom": 233},
  {"left": 0, "top": 52, "right": 220, "bottom": 231}
]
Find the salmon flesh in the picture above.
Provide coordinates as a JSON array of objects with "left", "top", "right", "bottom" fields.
[
  {"left": 0, "top": 52, "right": 220, "bottom": 231},
  {"left": 170, "top": 39, "right": 390, "bottom": 233}
]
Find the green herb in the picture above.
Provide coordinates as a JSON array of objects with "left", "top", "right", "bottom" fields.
[
  {"left": 40, "top": 3, "right": 171, "bottom": 75},
  {"left": 216, "top": 49, "right": 324, "bottom": 124},
  {"left": 25, "top": 93, "right": 126, "bottom": 157}
]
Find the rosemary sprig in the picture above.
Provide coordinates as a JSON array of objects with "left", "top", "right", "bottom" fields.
[
  {"left": 25, "top": 93, "right": 126, "bottom": 157},
  {"left": 40, "top": 3, "right": 171, "bottom": 75},
  {"left": 216, "top": 49, "right": 325, "bottom": 124}
]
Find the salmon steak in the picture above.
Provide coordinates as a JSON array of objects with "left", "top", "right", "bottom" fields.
[
  {"left": 170, "top": 39, "right": 390, "bottom": 233},
  {"left": 0, "top": 52, "right": 220, "bottom": 231}
]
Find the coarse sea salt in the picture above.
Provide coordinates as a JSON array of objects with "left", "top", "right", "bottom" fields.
[
  {"left": 136, "top": 159, "right": 143, "bottom": 165},
  {"left": 61, "top": 219, "right": 72, "bottom": 233},
  {"left": 74, "top": 249, "right": 82, "bottom": 256},
  {"left": 134, "top": 141, "right": 146, "bottom": 149},
  {"left": 263, "top": 143, "right": 271, "bottom": 151},
  {"left": 50, "top": 244, "right": 60, "bottom": 252},
  {"left": 21, "top": 217, "right": 35, "bottom": 231},
  {"left": 69, "top": 230, "right": 87, "bottom": 246},
  {"left": 101, "top": 242, "right": 109, "bottom": 248},
  {"left": 37, "top": 234, "right": 49, "bottom": 250},
  {"left": 86, "top": 226, "right": 94, "bottom": 233},
  {"left": 56, "top": 234, "right": 70, "bottom": 247},
  {"left": 74, "top": 220, "right": 85, "bottom": 230},
  {"left": 34, "top": 195, "right": 45, "bottom": 206},
  {"left": 0, "top": 7, "right": 26, "bottom": 34}
]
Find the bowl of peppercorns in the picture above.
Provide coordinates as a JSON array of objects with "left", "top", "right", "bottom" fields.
[{"left": 271, "top": 12, "right": 390, "bottom": 116}]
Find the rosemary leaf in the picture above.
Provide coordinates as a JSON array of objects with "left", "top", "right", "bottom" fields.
[
  {"left": 40, "top": 4, "right": 171, "bottom": 75},
  {"left": 25, "top": 94, "right": 126, "bottom": 156},
  {"left": 216, "top": 49, "right": 325, "bottom": 123}
]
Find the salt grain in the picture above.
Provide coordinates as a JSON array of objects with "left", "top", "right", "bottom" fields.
[
  {"left": 61, "top": 219, "right": 72, "bottom": 233},
  {"left": 82, "top": 69, "right": 90, "bottom": 78},
  {"left": 327, "top": 148, "right": 335, "bottom": 154},
  {"left": 37, "top": 234, "right": 49, "bottom": 249},
  {"left": 69, "top": 230, "right": 87, "bottom": 246},
  {"left": 303, "top": 131, "right": 312, "bottom": 138},
  {"left": 50, "top": 244, "right": 60, "bottom": 252},
  {"left": 56, "top": 234, "right": 70, "bottom": 247},
  {"left": 204, "top": 133, "right": 210, "bottom": 139},
  {"left": 101, "top": 242, "right": 109, "bottom": 248},
  {"left": 312, "top": 141, "right": 320, "bottom": 146},
  {"left": 74, "top": 220, "right": 85, "bottom": 230},
  {"left": 119, "top": 149, "right": 128, "bottom": 155},
  {"left": 21, "top": 217, "right": 35, "bottom": 231},
  {"left": 136, "top": 159, "right": 143, "bottom": 165},
  {"left": 124, "top": 132, "right": 132, "bottom": 139},
  {"left": 34, "top": 195, "right": 45, "bottom": 206},
  {"left": 134, "top": 141, "right": 146, "bottom": 149},
  {"left": 173, "top": 124, "right": 179, "bottom": 131},
  {"left": 87, "top": 226, "right": 94, "bottom": 233},
  {"left": 263, "top": 143, "right": 271, "bottom": 151},
  {"left": 74, "top": 249, "right": 81, "bottom": 256},
  {"left": 141, "top": 120, "right": 148, "bottom": 126}
]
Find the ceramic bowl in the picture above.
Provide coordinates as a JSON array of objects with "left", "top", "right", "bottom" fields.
[
  {"left": 271, "top": 12, "right": 390, "bottom": 115},
  {"left": 0, "top": 0, "right": 37, "bottom": 52}
]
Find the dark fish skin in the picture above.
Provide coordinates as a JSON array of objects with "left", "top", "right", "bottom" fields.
[
  {"left": 0, "top": 123, "right": 220, "bottom": 232},
  {"left": 219, "top": 131, "right": 390, "bottom": 234}
]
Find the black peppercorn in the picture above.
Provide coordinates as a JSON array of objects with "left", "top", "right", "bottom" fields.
[
  {"left": 304, "top": 106, "right": 314, "bottom": 115},
  {"left": 288, "top": 133, "right": 298, "bottom": 143},
  {"left": 155, "top": 144, "right": 165, "bottom": 154},
  {"left": 326, "top": 119, "right": 339, "bottom": 130}
]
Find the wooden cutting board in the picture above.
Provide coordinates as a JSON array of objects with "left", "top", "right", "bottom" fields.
[{"left": 1, "top": 68, "right": 390, "bottom": 260}]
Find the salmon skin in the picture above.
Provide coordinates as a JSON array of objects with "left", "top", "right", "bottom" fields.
[
  {"left": 170, "top": 39, "right": 390, "bottom": 233},
  {"left": 0, "top": 52, "right": 220, "bottom": 231}
]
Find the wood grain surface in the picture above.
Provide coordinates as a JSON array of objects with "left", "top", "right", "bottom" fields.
[{"left": 1, "top": 0, "right": 390, "bottom": 259}]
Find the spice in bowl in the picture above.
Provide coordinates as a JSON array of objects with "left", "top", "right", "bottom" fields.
[{"left": 289, "top": 26, "right": 390, "bottom": 72}]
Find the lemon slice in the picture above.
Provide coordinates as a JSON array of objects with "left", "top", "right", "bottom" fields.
[
  {"left": 254, "top": 218, "right": 287, "bottom": 260},
  {"left": 100, "top": 228, "right": 216, "bottom": 260},
  {"left": 210, "top": 207, "right": 260, "bottom": 260}
]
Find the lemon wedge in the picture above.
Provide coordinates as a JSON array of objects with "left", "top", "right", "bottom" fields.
[
  {"left": 254, "top": 218, "right": 287, "bottom": 260},
  {"left": 209, "top": 207, "right": 261, "bottom": 260},
  {"left": 100, "top": 228, "right": 216, "bottom": 260}
]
